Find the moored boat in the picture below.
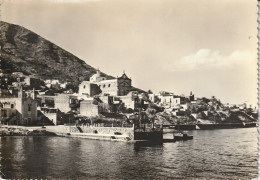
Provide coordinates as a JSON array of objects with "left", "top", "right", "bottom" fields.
[
  {"left": 173, "top": 131, "right": 193, "bottom": 141},
  {"left": 196, "top": 122, "right": 257, "bottom": 130}
]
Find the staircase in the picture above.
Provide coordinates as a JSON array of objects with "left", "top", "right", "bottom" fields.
[{"left": 77, "top": 126, "right": 83, "bottom": 133}]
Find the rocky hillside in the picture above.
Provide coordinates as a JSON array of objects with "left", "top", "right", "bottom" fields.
[{"left": 0, "top": 21, "right": 113, "bottom": 84}]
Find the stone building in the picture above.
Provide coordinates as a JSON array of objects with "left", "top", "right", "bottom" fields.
[
  {"left": 0, "top": 88, "right": 38, "bottom": 125},
  {"left": 119, "top": 91, "right": 139, "bottom": 110},
  {"left": 78, "top": 81, "right": 101, "bottom": 96},
  {"left": 79, "top": 69, "right": 132, "bottom": 97},
  {"left": 54, "top": 94, "right": 78, "bottom": 113},
  {"left": 24, "top": 76, "right": 44, "bottom": 89},
  {"left": 80, "top": 99, "right": 101, "bottom": 117},
  {"left": 38, "top": 107, "right": 60, "bottom": 125}
]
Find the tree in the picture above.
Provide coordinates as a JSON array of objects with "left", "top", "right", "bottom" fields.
[
  {"left": 126, "top": 108, "right": 134, "bottom": 114},
  {"left": 117, "top": 103, "right": 125, "bottom": 113}
]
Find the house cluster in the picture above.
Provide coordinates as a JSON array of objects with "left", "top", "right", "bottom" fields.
[
  {"left": 1, "top": 70, "right": 147, "bottom": 125},
  {"left": 0, "top": 70, "right": 256, "bottom": 126}
]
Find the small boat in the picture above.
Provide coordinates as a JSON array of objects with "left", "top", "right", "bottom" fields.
[{"left": 173, "top": 131, "right": 193, "bottom": 141}]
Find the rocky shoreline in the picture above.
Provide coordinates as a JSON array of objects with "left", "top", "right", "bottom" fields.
[{"left": 0, "top": 126, "right": 56, "bottom": 136}]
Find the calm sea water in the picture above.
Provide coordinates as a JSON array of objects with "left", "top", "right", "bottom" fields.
[{"left": 0, "top": 128, "right": 258, "bottom": 179}]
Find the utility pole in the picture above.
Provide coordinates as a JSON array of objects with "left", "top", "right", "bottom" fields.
[
  {"left": 16, "top": 111, "right": 18, "bottom": 127},
  {"left": 69, "top": 115, "right": 71, "bottom": 132},
  {"left": 139, "top": 108, "right": 141, "bottom": 129}
]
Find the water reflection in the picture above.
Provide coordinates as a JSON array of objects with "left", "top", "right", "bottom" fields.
[{"left": 1, "top": 128, "right": 258, "bottom": 179}]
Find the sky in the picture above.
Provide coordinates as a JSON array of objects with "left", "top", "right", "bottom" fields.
[{"left": 1, "top": 0, "right": 258, "bottom": 107}]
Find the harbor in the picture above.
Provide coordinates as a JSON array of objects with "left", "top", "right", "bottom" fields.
[
  {"left": 1, "top": 127, "right": 257, "bottom": 179},
  {"left": 0, "top": 0, "right": 258, "bottom": 178},
  {"left": 0, "top": 120, "right": 257, "bottom": 144}
]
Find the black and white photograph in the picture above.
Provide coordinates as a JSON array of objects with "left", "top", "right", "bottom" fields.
[{"left": 0, "top": 0, "right": 258, "bottom": 179}]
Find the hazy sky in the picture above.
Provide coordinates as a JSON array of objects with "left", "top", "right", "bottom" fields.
[{"left": 1, "top": 0, "right": 258, "bottom": 107}]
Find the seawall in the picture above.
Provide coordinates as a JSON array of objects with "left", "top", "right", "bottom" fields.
[
  {"left": 0, "top": 125, "right": 164, "bottom": 142},
  {"left": 45, "top": 125, "right": 135, "bottom": 141}
]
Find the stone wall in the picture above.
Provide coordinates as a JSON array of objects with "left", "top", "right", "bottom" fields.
[
  {"left": 81, "top": 126, "right": 134, "bottom": 139},
  {"left": 46, "top": 125, "right": 135, "bottom": 140}
]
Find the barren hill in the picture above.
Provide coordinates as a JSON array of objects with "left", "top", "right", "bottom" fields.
[{"left": 0, "top": 21, "right": 113, "bottom": 83}]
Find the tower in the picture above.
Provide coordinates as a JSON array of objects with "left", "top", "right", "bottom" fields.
[
  {"left": 18, "top": 86, "right": 25, "bottom": 99},
  {"left": 117, "top": 71, "right": 132, "bottom": 96},
  {"left": 189, "top": 91, "right": 194, "bottom": 101}
]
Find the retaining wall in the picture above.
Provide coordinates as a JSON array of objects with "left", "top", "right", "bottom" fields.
[{"left": 46, "top": 125, "right": 135, "bottom": 140}]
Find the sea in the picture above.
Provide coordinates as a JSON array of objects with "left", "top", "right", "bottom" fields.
[{"left": 0, "top": 128, "right": 258, "bottom": 179}]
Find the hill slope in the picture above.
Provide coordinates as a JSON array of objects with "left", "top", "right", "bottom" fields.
[{"left": 0, "top": 21, "right": 113, "bottom": 83}]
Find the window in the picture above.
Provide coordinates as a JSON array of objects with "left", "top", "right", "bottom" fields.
[
  {"left": 2, "top": 110, "right": 7, "bottom": 117},
  {"left": 11, "top": 104, "right": 14, "bottom": 109},
  {"left": 28, "top": 104, "right": 31, "bottom": 111},
  {"left": 83, "top": 85, "right": 86, "bottom": 89},
  {"left": 103, "top": 84, "right": 106, "bottom": 88},
  {"left": 108, "top": 84, "right": 111, "bottom": 87}
]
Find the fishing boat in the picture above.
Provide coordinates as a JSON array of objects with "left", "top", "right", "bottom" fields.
[
  {"left": 173, "top": 131, "right": 193, "bottom": 141},
  {"left": 173, "top": 121, "right": 193, "bottom": 141}
]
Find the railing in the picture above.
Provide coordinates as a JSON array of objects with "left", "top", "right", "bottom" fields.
[
  {"left": 134, "top": 127, "right": 162, "bottom": 132},
  {"left": 64, "top": 123, "right": 134, "bottom": 128},
  {"left": 134, "top": 124, "right": 163, "bottom": 132}
]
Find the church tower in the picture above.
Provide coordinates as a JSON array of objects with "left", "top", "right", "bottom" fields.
[
  {"left": 189, "top": 91, "right": 195, "bottom": 101},
  {"left": 117, "top": 71, "right": 132, "bottom": 96}
]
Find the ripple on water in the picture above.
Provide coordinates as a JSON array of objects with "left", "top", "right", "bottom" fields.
[{"left": 1, "top": 128, "right": 258, "bottom": 179}]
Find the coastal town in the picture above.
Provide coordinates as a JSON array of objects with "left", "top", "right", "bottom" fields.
[
  {"left": 0, "top": 69, "right": 257, "bottom": 132},
  {"left": 0, "top": 1, "right": 258, "bottom": 179}
]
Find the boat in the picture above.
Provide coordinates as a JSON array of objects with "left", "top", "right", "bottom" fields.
[
  {"left": 196, "top": 122, "right": 257, "bottom": 130},
  {"left": 171, "top": 121, "right": 193, "bottom": 141},
  {"left": 173, "top": 131, "right": 193, "bottom": 141}
]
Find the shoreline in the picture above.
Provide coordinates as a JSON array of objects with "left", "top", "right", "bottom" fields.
[
  {"left": 1, "top": 124, "right": 257, "bottom": 140},
  {"left": 0, "top": 126, "right": 56, "bottom": 137}
]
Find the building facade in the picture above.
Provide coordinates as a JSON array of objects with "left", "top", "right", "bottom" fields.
[
  {"left": 0, "top": 88, "right": 38, "bottom": 125},
  {"left": 79, "top": 69, "right": 132, "bottom": 97},
  {"left": 55, "top": 94, "right": 78, "bottom": 113},
  {"left": 80, "top": 100, "right": 100, "bottom": 117},
  {"left": 79, "top": 81, "right": 101, "bottom": 96}
]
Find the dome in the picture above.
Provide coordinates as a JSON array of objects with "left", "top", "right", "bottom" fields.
[{"left": 90, "top": 69, "right": 106, "bottom": 82}]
